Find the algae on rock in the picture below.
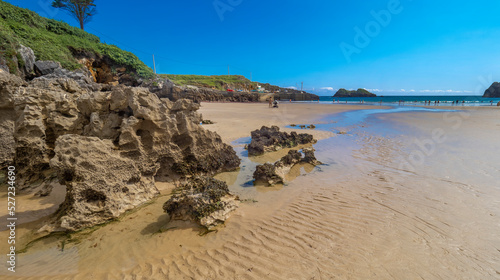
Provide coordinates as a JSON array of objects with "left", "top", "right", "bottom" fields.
[{"left": 163, "top": 177, "right": 239, "bottom": 229}]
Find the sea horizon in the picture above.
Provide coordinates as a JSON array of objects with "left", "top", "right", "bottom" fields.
[{"left": 312, "top": 95, "right": 500, "bottom": 106}]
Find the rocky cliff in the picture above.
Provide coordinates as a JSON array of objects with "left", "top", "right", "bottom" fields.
[
  {"left": 148, "top": 79, "right": 320, "bottom": 103},
  {"left": 162, "top": 75, "right": 320, "bottom": 102},
  {"left": 0, "top": 69, "right": 240, "bottom": 231},
  {"left": 150, "top": 82, "right": 261, "bottom": 103},
  {"left": 483, "top": 82, "right": 500, "bottom": 98}
]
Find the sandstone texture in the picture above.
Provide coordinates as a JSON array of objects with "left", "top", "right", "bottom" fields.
[
  {"left": 248, "top": 126, "right": 316, "bottom": 156},
  {"left": 163, "top": 176, "right": 239, "bottom": 229},
  {"left": 0, "top": 69, "right": 240, "bottom": 231}
]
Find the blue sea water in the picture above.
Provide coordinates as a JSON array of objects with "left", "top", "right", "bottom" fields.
[{"left": 316, "top": 95, "right": 500, "bottom": 106}]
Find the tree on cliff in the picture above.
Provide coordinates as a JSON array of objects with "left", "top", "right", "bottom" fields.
[{"left": 52, "top": 0, "right": 96, "bottom": 30}]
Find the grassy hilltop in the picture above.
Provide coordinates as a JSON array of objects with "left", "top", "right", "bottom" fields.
[
  {"left": 0, "top": 0, "right": 153, "bottom": 78},
  {"left": 161, "top": 74, "right": 260, "bottom": 91}
]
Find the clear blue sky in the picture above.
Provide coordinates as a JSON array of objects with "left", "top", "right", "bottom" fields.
[{"left": 5, "top": 0, "right": 500, "bottom": 95}]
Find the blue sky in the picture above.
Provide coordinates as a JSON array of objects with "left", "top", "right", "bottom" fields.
[{"left": 6, "top": 0, "right": 500, "bottom": 95}]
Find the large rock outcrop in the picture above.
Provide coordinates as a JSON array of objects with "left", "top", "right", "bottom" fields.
[
  {"left": 0, "top": 73, "right": 26, "bottom": 168},
  {"left": 483, "top": 82, "right": 500, "bottom": 98},
  {"left": 49, "top": 135, "right": 158, "bottom": 231},
  {"left": 248, "top": 126, "right": 316, "bottom": 156},
  {"left": 253, "top": 148, "right": 322, "bottom": 186},
  {"left": 18, "top": 44, "right": 36, "bottom": 78},
  {"left": 163, "top": 176, "right": 239, "bottom": 229},
  {"left": 152, "top": 83, "right": 261, "bottom": 103},
  {"left": 0, "top": 70, "right": 240, "bottom": 231}
]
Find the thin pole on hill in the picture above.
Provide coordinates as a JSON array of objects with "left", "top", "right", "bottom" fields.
[{"left": 153, "top": 54, "right": 156, "bottom": 74}]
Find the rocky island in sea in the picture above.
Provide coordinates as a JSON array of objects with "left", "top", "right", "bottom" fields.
[
  {"left": 334, "top": 88, "right": 376, "bottom": 97},
  {"left": 483, "top": 82, "right": 500, "bottom": 98}
]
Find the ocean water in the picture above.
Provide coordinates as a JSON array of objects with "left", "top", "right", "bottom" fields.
[{"left": 316, "top": 95, "right": 500, "bottom": 106}]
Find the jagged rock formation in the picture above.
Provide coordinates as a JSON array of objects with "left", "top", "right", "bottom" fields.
[
  {"left": 253, "top": 148, "right": 322, "bottom": 186},
  {"left": 163, "top": 176, "right": 239, "bottom": 229},
  {"left": 302, "top": 147, "right": 322, "bottom": 166},
  {"left": 483, "top": 82, "right": 500, "bottom": 98},
  {"left": 253, "top": 163, "right": 283, "bottom": 185},
  {"left": 334, "top": 88, "right": 376, "bottom": 97},
  {"left": 247, "top": 126, "right": 316, "bottom": 156},
  {"left": 34, "top": 61, "right": 61, "bottom": 76},
  {"left": 18, "top": 44, "right": 36, "bottom": 78},
  {"left": 49, "top": 135, "right": 158, "bottom": 231},
  {"left": 0, "top": 70, "right": 240, "bottom": 231},
  {"left": 0, "top": 72, "right": 25, "bottom": 168}
]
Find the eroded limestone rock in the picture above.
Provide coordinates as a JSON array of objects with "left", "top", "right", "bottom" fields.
[
  {"left": 253, "top": 148, "right": 322, "bottom": 186},
  {"left": 0, "top": 73, "right": 25, "bottom": 168},
  {"left": 0, "top": 71, "right": 240, "bottom": 231},
  {"left": 163, "top": 177, "right": 239, "bottom": 229},
  {"left": 49, "top": 135, "right": 158, "bottom": 231},
  {"left": 248, "top": 126, "right": 316, "bottom": 156}
]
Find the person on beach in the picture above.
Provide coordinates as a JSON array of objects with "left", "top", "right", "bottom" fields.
[
  {"left": 273, "top": 99, "right": 279, "bottom": 108},
  {"left": 268, "top": 97, "right": 273, "bottom": 108}
]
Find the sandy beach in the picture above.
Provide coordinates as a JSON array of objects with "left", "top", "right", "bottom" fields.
[
  {"left": 1, "top": 103, "right": 500, "bottom": 279},
  {"left": 199, "top": 102, "right": 390, "bottom": 142}
]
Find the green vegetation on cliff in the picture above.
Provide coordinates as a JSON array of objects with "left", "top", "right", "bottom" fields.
[
  {"left": 162, "top": 74, "right": 319, "bottom": 100},
  {"left": 0, "top": 0, "right": 153, "bottom": 78},
  {"left": 161, "top": 74, "right": 259, "bottom": 91},
  {"left": 334, "top": 88, "right": 376, "bottom": 97}
]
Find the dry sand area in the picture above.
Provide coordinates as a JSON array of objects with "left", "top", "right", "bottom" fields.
[
  {"left": 1, "top": 103, "right": 500, "bottom": 279},
  {"left": 198, "top": 102, "right": 388, "bottom": 142}
]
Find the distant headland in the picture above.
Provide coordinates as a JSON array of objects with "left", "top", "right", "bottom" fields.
[{"left": 334, "top": 88, "right": 376, "bottom": 97}]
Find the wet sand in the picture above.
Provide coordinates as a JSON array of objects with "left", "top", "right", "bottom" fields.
[{"left": 1, "top": 104, "right": 500, "bottom": 279}]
